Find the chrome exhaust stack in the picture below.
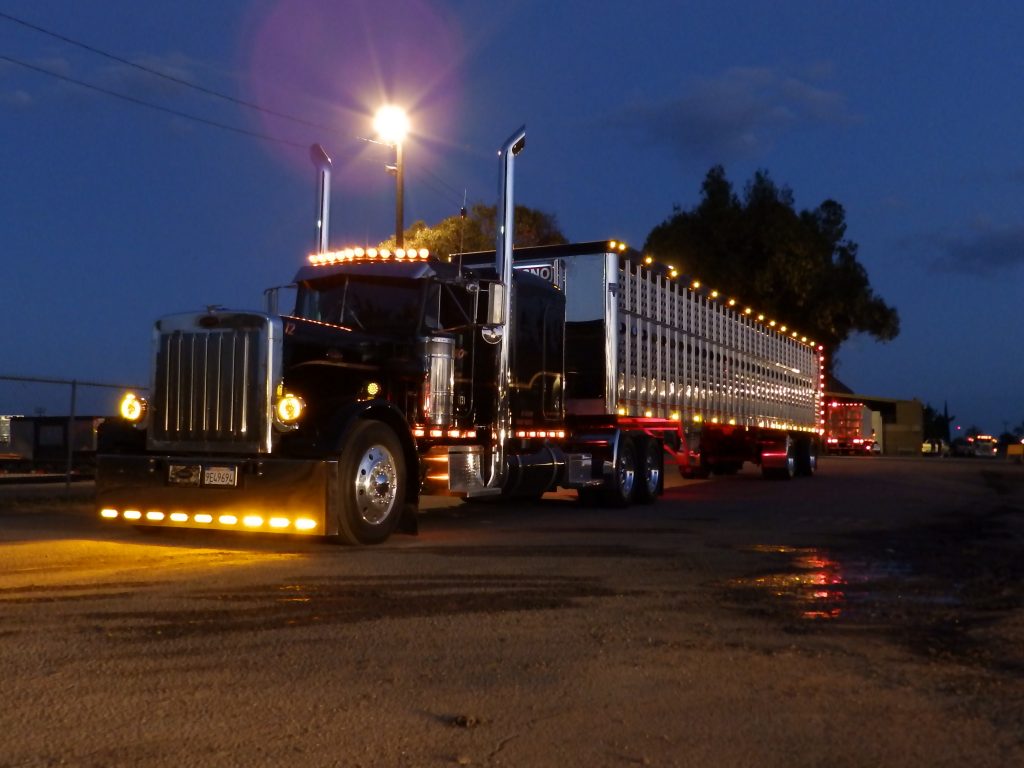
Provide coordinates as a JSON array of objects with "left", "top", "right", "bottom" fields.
[
  {"left": 310, "top": 144, "right": 332, "bottom": 253},
  {"left": 484, "top": 126, "right": 526, "bottom": 492}
]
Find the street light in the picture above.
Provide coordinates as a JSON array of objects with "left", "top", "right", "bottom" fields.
[{"left": 373, "top": 105, "right": 410, "bottom": 248}]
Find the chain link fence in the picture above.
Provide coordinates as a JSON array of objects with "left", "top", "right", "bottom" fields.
[{"left": 0, "top": 374, "right": 146, "bottom": 487}]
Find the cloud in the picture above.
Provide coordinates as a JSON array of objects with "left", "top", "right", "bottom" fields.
[
  {"left": 928, "top": 223, "right": 1024, "bottom": 275},
  {"left": 0, "top": 88, "right": 32, "bottom": 107},
  {"left": 615, "top": 66, "right": 855, "bottom": 164}
]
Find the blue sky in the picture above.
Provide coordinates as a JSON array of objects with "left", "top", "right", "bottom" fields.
[{"left": 2, "top": 0, "right": 1022, "bottom": 434}]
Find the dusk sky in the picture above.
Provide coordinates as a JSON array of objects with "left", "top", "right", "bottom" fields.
[{"left": 2, "top": 0, "right": 1022, "bottom": 434}]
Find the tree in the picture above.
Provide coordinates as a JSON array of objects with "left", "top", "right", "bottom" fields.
[
  {"left": 643, "top": 167, "right": 899, "bottom": 372},
  {"left": 379, "top": 203, "right": 567, "bottom": 257},
  {"left": 922, "top": 402, "right": 955, "bottom": 442}
]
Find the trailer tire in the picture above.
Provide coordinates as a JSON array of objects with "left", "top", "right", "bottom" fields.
[
  {"left": 334, "top": 420, "right": 405, "bottom": 545},
  {"left": 795, "top": 437, "right": 818, "bottom": 477},
  {"left": 606, "top": 435, "right": 638, "bottom": 506},
  {"left": 635, "top": 437, "right": 662, "bottom": 504},
  {"left": 762, "top": 438, "right": 796, "bottom": 481}
]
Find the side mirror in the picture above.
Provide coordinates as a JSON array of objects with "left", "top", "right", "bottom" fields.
[
  {"left": 480, "top": 282, "right": 506, "bottom": 344},
  {"left": 486, "top": 282, "right": 505, "bottom": 325}
]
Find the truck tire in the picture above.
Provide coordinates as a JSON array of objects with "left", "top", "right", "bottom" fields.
[
  {"left": 795, "top": 436, "right": 818, "bottom": 477},
  {"left": 606, "top": 435, "right": 638, "bottom": 506},
  {"left": 334, "top": 420, "right": 405, "bottom": 545},
  {"left": 634, "top": 437, "right": 662, "bottom": 504},
  {"left": 761, "top": 438, "right": 796, "bottom": 481}
]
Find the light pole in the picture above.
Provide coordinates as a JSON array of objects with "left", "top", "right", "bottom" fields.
[{"left": 373, "top": 105, "right": 410, "bottom": 248}]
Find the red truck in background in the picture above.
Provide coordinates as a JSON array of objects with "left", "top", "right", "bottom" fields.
[{"left": 825, "top": 401, "right": 877, "bottom": 455}]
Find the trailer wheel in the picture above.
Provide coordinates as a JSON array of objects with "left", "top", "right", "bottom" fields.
[
  {"left": 762, "top": 438, "right": 796, "bottom": 481},
  {"left": 334, "top": 420, "right": 405, "bottom": 545},
  {"left": 795, "top": 437, "right": 818, "bottom": 477},
  {"left": 606, "top": 435, "right": 638, "bottom": 506},
  {"left": 634, "top": 437, "right": 662, "bottom": 504}
]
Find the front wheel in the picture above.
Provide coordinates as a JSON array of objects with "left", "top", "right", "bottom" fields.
[{"left": 334, "top": 420, "right": 406, "bottom": 545}]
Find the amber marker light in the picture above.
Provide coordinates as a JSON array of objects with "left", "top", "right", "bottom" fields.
[
  {"left": 145, "top": 511, "right": 165, "bottom": 521},
  {"left": 194, "top": 514, "right": 213, "bottom": 524},
  {"left": 169, "top": 513, "right": 188, "bottom": 523},
  {"left": 269, "top": 517, "right": 290, "bottom": 529},
  {"left": 219, "top": 514, "right": 238, "bottom": 525},
  {"left": 295, "top": 518, "right": 318, "bottom": 531},
  {"left": 123, "top": 510, "right": 142, "bottom": 520},
  {"left": 100, "top": 508, "right": 118, "bottom": 519},
  {"left": 243, "top": 515, "right": 264, "bottom": 528}
]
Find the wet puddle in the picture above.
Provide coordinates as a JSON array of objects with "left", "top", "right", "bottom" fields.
[{"left": 724, "top": 506, "right": 1024, "bottom": 672}]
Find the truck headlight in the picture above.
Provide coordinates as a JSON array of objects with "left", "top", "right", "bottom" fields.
[
  {"left": 119, "top": 392, "right": 147, "bottom": 423},
  {"left": 275, "top": 393, "right": 305, "bottom": 424}
]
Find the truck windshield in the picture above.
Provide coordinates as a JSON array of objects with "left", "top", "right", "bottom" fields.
[{"left": 295, "top": 276, "right": 425, "bottom": 335}]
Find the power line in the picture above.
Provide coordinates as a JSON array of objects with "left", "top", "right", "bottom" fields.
[
  {"left": 2, "top": 10, "right": 473, "bottom": 205},
  {"left": 0, "top": 9, "right": 335, "bottom": 133},
  {"left": 0, "top": 54, "right": 308, "bottom": 149}
]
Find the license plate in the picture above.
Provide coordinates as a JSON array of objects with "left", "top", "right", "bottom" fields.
[
  {"left": 168, "top": 464, "right": 201, "bottom": 486},
  {"left": 203, "top": 466, "right": 238, "bottom": 487}
]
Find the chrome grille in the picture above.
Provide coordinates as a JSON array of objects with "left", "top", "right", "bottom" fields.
[{"left": 148, "top": 313, "right": 276, "bottom": 453}]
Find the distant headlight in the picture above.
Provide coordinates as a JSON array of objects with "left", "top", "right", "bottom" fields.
[
  {"left": 119, "top": 392, "right": 147, "bottom": 422},
  {"left": 275, "top": 393, "right": 305, "bottom": 424}
]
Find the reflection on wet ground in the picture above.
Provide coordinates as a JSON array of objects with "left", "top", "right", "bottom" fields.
[{"left": 726, "top": 504, "right": 1023, "bottom": 674}]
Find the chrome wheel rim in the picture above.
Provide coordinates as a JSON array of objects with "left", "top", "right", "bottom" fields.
[
  {"left": 354, "top": 443, "right": 398, "bottom": 525},
  {"left": 618, "top": 450, "right": 636, "bottom": 498}
]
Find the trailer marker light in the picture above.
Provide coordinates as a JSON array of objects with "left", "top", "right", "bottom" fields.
[
  {"left": 123, "top": 510, "right": 142, "bottom": 520},
  {"left": 219, "top": 515, "right": 238, "bottom": 525},
  {"left": 269, "top": 517, "right": 290, "bottom": 529},
  {"left": 169, "top": 512, "right": 188, "bottom": 523},
  {"left": 295, "top": 518, "right": 317, "bottom": 531},
  {"left": 145, "top": 511, "right": 165, "bottom": 521},
  {"left": 195, "top": 514, "right": 213, "bottom": 524},
  {"left": 100, "top": 508, "right": 118, "bottom": 519},
  {"left": 243, "top": 515, "right": 264, "bottom": 528},
  {"left": 429, "top": 429, "right": 443, "bottom": 438},
  {"left": 413, "top": 427, "right": 426, "bottom": 437}
]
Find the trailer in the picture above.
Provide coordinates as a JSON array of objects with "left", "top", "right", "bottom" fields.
[
  {"left": 0, "top": 415, "right": 105, "bottom": 474},
  {"left": 824, "top": 401, "right": 877, "bottom": 455},
  {"left": 96, "top": 128, "right": 824, "bottom": 544}
]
